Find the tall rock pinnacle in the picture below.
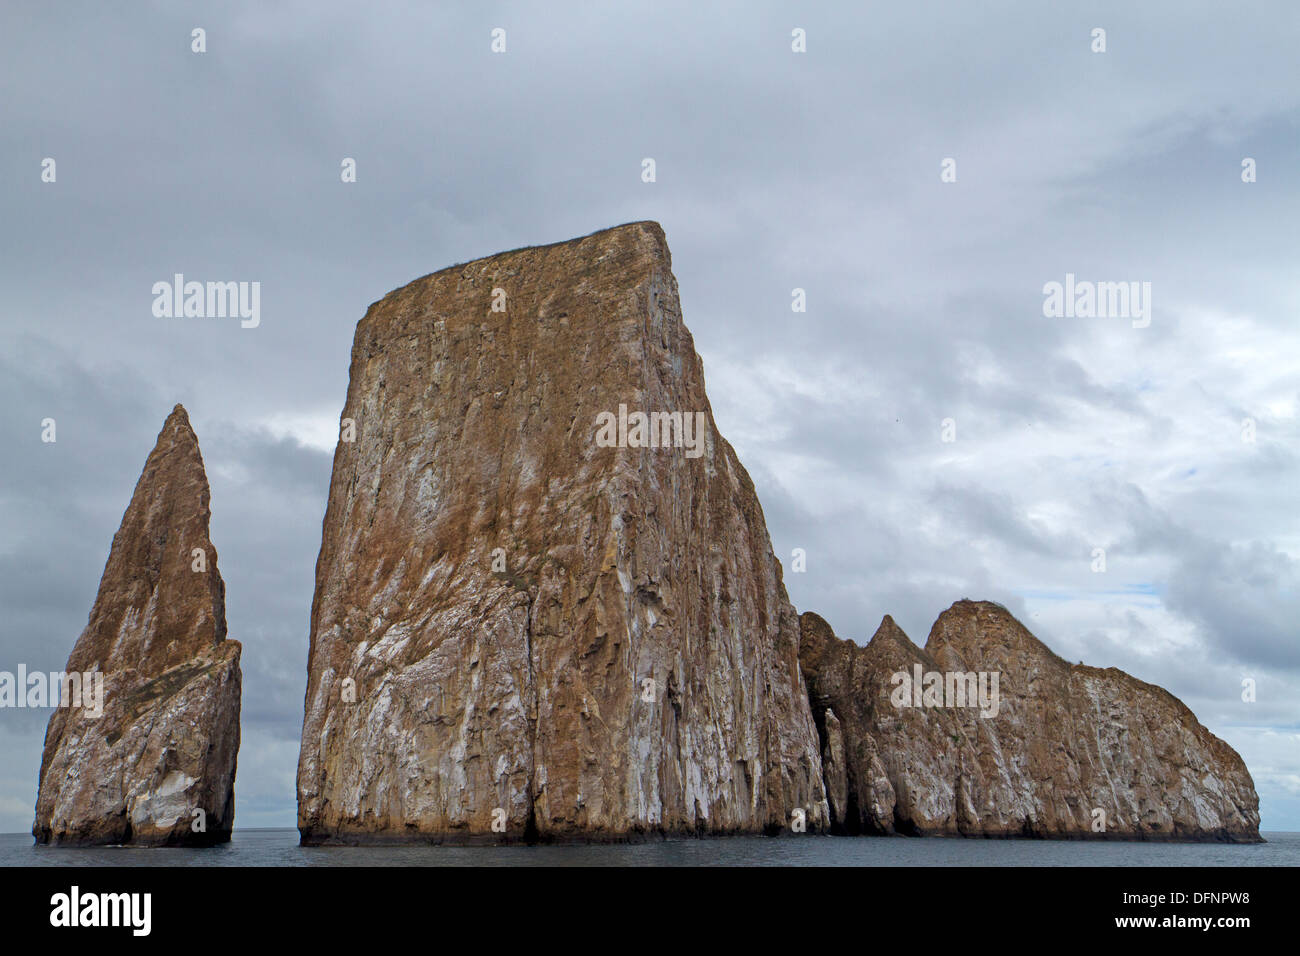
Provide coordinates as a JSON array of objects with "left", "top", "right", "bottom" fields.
[
  {"left": 298, "top": 222, "right": 828, "bottom": 842},
  {"left": 799, "top": 601, "right": 1261, "bottom": 841},
  {"left": 33, "top": 405, "right": 241, "bottom": 846}
]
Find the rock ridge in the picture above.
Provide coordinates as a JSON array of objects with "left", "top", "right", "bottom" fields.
[{"left": 799, "top": 600, "right": 1261, "bottom": 842}]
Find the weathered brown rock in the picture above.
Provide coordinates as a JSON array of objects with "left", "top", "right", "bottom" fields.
[
  {"left": 33, "top": 405, "right": 241, "bottom": 846},
  {"left": 297, "top": 222, "right": 828, "bottom": 842},
  {"left": 799, "top": 601, "right": 1261, "bottom": 841}
]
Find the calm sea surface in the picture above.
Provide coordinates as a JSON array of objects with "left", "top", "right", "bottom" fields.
[{"left": 3, "top": 829, "right": 1297, "bottom": 866}]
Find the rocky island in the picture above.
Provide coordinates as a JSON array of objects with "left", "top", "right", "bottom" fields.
[
  {"left": 33, "top": 405, "right": 241, "bottom": 846},
  {"left": 297, "top": 221, "right": 828, "bottom": 842},
  {"left": 800, "top": 603, "right": 1261, "bottom": 841},
  {"left": 295, "top": 222, "right": 1258, "bottom": 844}
]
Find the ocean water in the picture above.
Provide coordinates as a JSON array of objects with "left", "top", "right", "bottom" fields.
[{"left": 3, "top": 829, "right": 1297, "bottom": 866}]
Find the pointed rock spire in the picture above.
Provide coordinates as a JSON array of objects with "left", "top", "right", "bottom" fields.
[{"left": 33, "top": 405, "right": 241, "bottom": 846}]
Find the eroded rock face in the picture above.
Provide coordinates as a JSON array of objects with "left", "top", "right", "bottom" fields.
[
  {"left": 298, "top": 221, "right": 828, "bottom": 842},
  {"left": 799, "top": 601, "right": 1261, "bottom": 841},
  {"left": 33, "top": 405, "right": 240, "bottom": 846}
]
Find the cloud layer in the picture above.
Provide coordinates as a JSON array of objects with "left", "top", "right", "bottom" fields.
[{"left": 1, "top": 1, "right": 1296, "bottom": 833}]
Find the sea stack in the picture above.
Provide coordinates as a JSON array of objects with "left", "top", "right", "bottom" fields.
[
  {"left": 298, "top": 222, "right": 828, "bottom": 842},
  {"left": 799, "top": 601, "right": 1261, "bottom": 842},
  {"left": 33, "top": 405, "right": 241, "bottom": 846}
]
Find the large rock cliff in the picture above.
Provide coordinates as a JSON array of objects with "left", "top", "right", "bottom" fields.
[
  {"left": 33, "top": 405, "right": 241, "bottom": 846},
  {"left": 799, "top": 601, "right": 1261, "bottom": 842},
  {"left": 297, "top": 222, "right": 828, "bottom": 842}
]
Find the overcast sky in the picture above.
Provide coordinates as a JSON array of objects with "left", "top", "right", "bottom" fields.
[{"left": 2, "top": 1, "right": 1297, "bottom": 834}]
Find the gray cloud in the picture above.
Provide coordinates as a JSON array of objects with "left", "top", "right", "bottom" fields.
[{"left": 2, "top": 1, "right": 1297, "bottom": 832}]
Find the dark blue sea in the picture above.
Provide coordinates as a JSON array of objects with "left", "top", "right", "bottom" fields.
[{"left": 3, "top": 829, "right": 1297, "bottom": 866}]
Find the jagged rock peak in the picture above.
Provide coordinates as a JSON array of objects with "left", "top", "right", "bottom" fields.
[
  {"left": 925, "top": 599, "right": 1068, "bottom": 668},
  {"left": 33, "top": 405, "right": 241, "bottom": 846},
  {"left": 868, "top": 613, "right": 913, "bottom": 647}
]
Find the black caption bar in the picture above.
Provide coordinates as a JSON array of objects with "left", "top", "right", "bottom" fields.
[{"left": 0, "top": 864, "right": 1282, "bottom": 944}]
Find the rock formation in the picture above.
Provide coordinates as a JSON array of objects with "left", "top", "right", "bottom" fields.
[
  {"left": 293, "top": 221, "right": 1259, "bottom": 845},
  {"left": 799, "top": 601, "right": 1261, "bottom": 842},
  {"left": 298, "top": 221, "right": 828, "bottom": 842},
  {"left": 33, "top": 405, "right": 241, "bottom": 846}
]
